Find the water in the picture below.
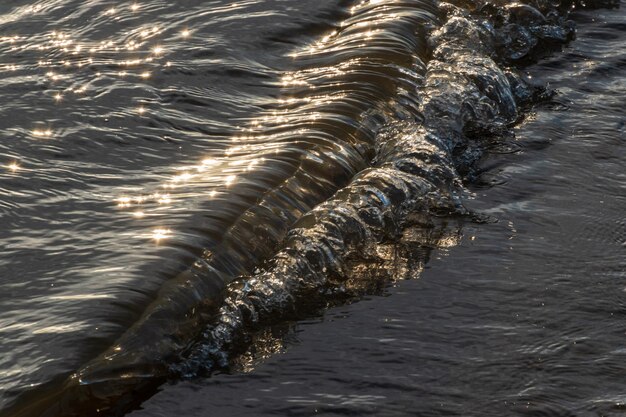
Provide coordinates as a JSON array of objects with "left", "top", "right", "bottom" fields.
[{"left": 0, "top": 1, "right": 623, "bottom": 416}]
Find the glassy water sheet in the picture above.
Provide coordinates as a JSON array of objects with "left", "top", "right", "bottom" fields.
[{"left": 0, "top": 0, "right": 344, "bottom": 409}]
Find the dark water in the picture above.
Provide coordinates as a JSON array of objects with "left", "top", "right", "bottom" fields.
[{"left": 0, "top": 0, "right": 623, "bottom": 416}]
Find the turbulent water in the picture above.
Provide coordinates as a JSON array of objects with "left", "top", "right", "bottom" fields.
[{"left": 0, "top": 0, "right": 623, "bottom": 416}]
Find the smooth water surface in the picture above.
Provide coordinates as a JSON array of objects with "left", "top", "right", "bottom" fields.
[{"left": 0, "top": 0, "right": 351, "bottom": 404}]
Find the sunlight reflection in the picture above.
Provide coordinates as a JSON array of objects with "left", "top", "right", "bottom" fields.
[
  {"left": 124, "top": 59, "right": 142, "bottom": 66},
  {"left": 117, "top": 197, "right": 132, "bottom": 208},
  {"left": 32, "top": 323, "right": 90, "bottom": 334},
  {"left": 7, "top": 162, "right": 20, "bottom": 172},
  {"left": 224, "top": 175, "right": 236, "bottom": 186},
  {"left": 32, "top": 129, "right": 53, "bottom": 138},
  {"left": 48, "top": 294, "right": 113, "bottom": 301},
  {"left": 88, "top": 0, "right": 408, "bottom": 234},
  {"left": 152, "top": 228, "right": 171, "bottom": 241},
  {"left": 201, "top": 158, "right": 220, "bottom": 167},
  {"left": 172, "top": 172, "right": 194, "bottom": 183},
  {"left": 438, "top": 235, "right": 462, "bottom": 248},
  {"left": 156, "top": 194, "right": 171, "bottom": 204}
]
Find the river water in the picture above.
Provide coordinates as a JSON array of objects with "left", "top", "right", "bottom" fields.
[{"left": 0, "top": 1, "right": 623, "bottom": 416}]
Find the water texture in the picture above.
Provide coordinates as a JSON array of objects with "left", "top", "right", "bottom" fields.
[
  {"left": 135, "top": 4, "right": 625, "bottom": 416},
  {"left": 0, "top": 0, "right": 623, "bottom": 416}
]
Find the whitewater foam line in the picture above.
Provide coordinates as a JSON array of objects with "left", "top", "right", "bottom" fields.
[{"left": 175, "top": 0, "right": 576, "bottom": 374}]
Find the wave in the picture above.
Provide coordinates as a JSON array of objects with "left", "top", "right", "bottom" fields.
[{"left": 3, "top": 0, "right": 616, "bottom": 416}]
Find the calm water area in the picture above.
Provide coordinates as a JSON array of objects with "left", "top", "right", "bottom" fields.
[{"left": 0, "top": 0, "right": 624, "bottom": 416}]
